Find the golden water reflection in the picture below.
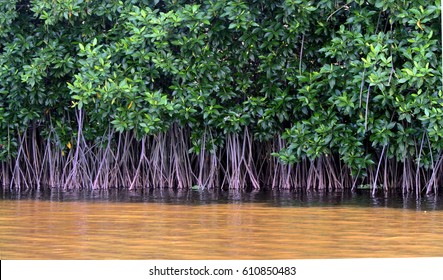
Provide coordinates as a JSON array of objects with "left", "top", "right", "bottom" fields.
[{"left": 1, "top": 200, "right": 442, "bottom": 259}]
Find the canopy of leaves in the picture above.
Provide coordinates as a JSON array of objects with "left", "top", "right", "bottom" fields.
[{"left": 1, "top": 0, "right": 441, "bottom": 177}]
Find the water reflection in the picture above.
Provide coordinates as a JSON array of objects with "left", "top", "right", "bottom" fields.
[
  {"left": 1, "top": 187, "right": 441, "bottom": 211},
  {"left": 1, "top": 188, "right": 442, "bottom": 259}
]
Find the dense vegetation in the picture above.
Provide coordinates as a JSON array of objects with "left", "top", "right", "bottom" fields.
[{"left": 0, "top": 0, "right": 442, "bottom": 193}]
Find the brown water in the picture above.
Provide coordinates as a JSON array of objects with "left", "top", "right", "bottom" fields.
[{"left": 1, "top": 190, "right": 442, "bottom": 259}]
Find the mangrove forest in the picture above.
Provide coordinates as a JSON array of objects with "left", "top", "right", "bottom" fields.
[{"left": 0, "top": 0, "right": 442, "bottom": 193}]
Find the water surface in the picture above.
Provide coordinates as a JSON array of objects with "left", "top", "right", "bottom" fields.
[{"left": 1, "top": 189, "right": 442, "bottom": 259}]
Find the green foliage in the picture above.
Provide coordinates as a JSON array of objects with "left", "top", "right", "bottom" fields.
[
  {"left": 276, "top": 0, "right": 442, "bottom": 176},
  {"left": 0, "top": 0, "right": 441, "bottom": 181}
]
